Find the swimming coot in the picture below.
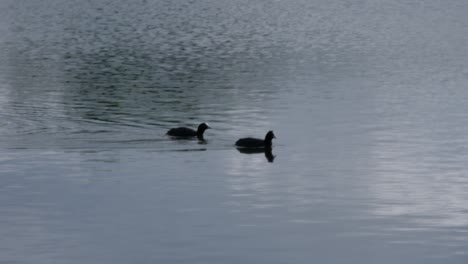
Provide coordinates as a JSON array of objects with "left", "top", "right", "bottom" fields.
[
  {"left": 167, "top": 123, "right": 210, "bottom": 139},
  {"left": 235, "top": 131, "right": 276, "bottom": 148}
]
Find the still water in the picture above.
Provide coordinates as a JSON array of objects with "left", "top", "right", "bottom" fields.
[{"left": 1, "top": 0, "right": 468, "bottom": 263}]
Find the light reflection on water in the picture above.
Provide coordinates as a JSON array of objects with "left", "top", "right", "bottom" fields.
[{"left": 1, "top": 0, "right": 468, "bottom": 263}]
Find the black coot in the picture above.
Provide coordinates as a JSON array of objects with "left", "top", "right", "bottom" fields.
[
  {"left": 235, "top": 131, "right": 276, "bottom": 148},
  {"left": 167, "top": 123, "right": 210, "bottom": 139}
]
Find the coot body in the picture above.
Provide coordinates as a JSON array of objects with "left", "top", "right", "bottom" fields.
[
  {"left": 235, "top": 131, "right": 275, "bottom": 148},
  {"left": 167, "top": 123, "right": 210, "bottom": 139}
]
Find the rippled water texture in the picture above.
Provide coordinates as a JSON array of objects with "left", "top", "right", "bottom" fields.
[{"left": 1, "top": 0, "right": 468, "bottom": 263}]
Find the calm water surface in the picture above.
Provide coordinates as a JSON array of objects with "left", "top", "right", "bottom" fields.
[{"left": 1, "top": 0, "right": 468, "bottom": 263}]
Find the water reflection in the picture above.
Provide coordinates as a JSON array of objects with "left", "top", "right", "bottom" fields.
[
  {"left": 365, "top": 85, "right": 468, "bottom": 229},
  {"left": 1, "top": 0, "right": 287, "bottom": 140},
  {"left": 236, "top": 147, "right": 275, "bottom": 163},
  {"left": 2, "top": 0, "right": 468, "bottom": 263}
]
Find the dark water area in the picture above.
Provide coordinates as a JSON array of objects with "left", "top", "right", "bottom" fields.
[{"left": 1, "top": 0, "right": 468, "bottom": 263}]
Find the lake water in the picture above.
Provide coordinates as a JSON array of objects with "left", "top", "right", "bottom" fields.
[{"left": 1, "top": 0, "right": 468, "bottom": 263}]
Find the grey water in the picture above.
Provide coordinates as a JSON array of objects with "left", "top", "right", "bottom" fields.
[{"left": 1, "top": 0, "right": 468, "bottom": 263}]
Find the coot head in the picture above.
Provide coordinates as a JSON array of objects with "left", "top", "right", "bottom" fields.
[
  {"left": 265, "top": 131, "right": 276, "bottom": 141},
  {"left": 197, "top": 123, "right": 210, "bottom": 136},
  {"left": 263, "top": 130, "right": 276, "bottom": 147}
]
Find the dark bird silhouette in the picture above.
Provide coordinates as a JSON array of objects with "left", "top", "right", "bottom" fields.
[
  {"left": 235, "top": 131, "right": 276, "bottom": 148},
  {"left": 167, "top": 123, "right": 210, "bottom": 139}
]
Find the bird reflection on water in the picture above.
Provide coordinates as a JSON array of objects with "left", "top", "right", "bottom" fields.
[{"left": 236, "top": 147, "right": 275, "bottom": 163}]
